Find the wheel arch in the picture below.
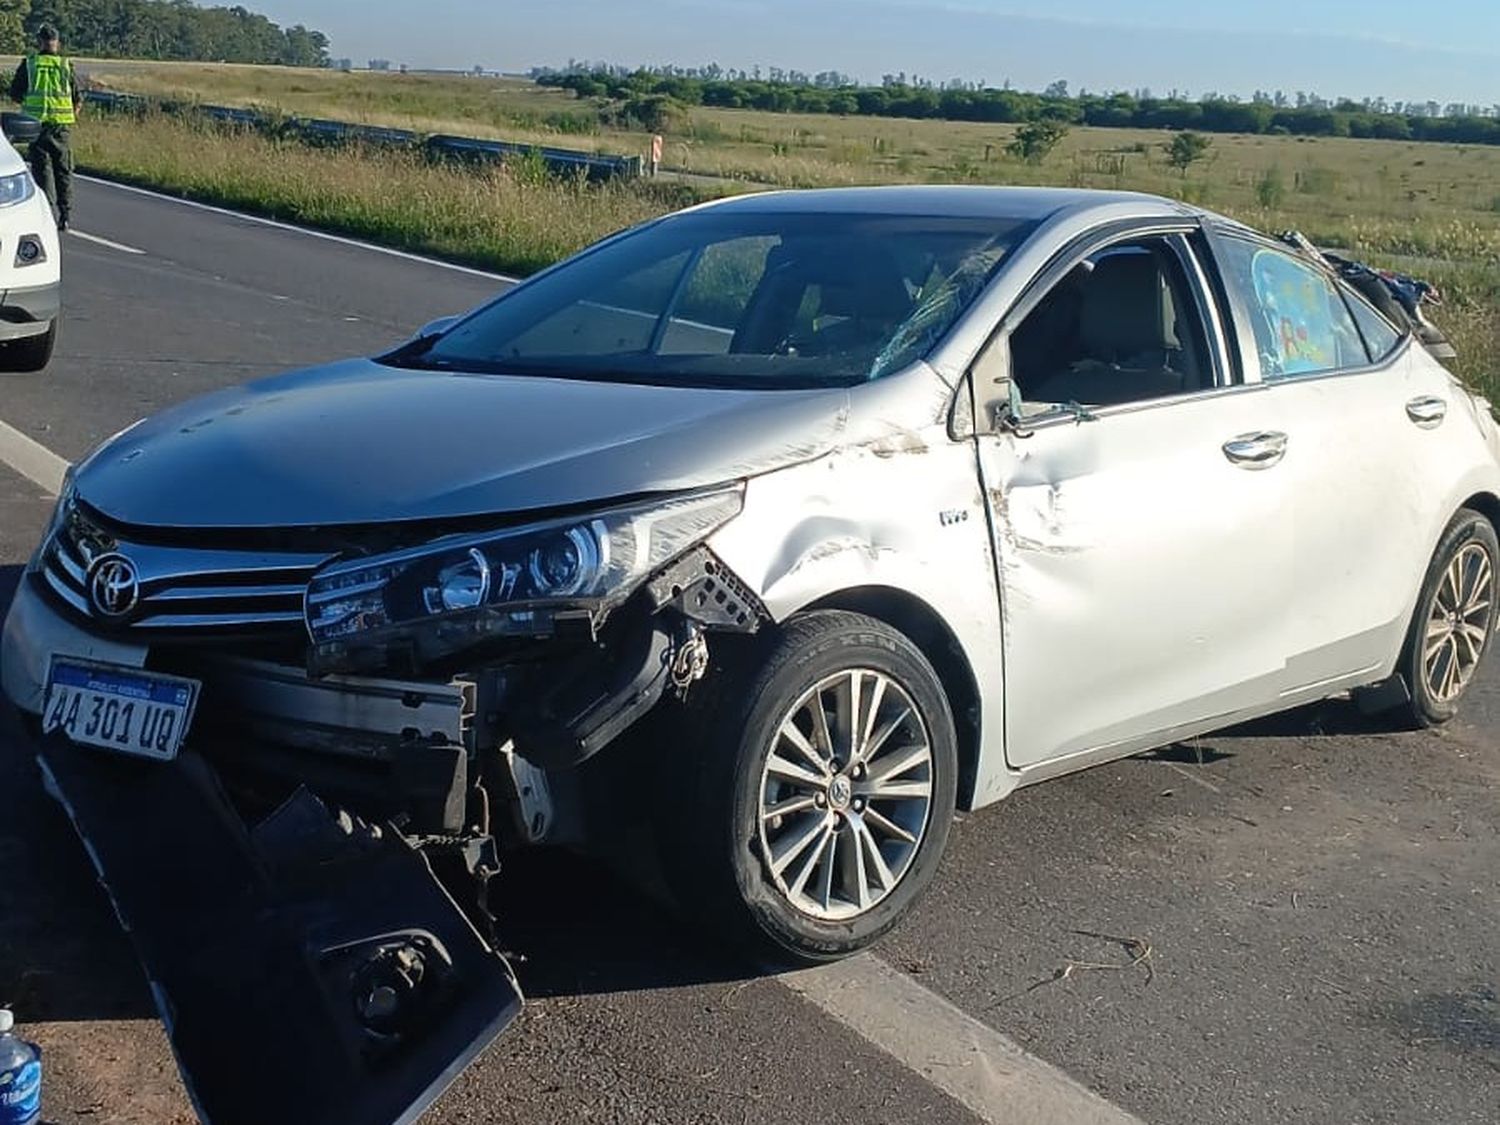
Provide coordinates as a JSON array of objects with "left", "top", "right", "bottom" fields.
[
  {"left": 801, "top": 585, "right": 985, "bottom": 811},
  {"left": 1458, "top": 491, "right": 1500, "bottom": 536}
]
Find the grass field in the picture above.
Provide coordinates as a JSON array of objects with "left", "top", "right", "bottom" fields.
[
  {"left": 72, "top": 111, "right": 680, "bottom": 275},
  {"left": 66, "top": 60, "right": 1500, "bottom": 399}
]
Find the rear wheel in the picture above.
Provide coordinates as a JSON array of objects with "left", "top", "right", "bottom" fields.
[
  {"left": 0, "top": 320, "right": 56, "bottom": 372},
  {"left": 1395, "top": 509, "right": 1497, "bottom": 727},
  {"left": 659, "top": 611, "right": 958, "bottom": 964}
]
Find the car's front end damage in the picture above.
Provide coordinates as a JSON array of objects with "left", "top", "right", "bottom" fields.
[{"left": 2, "top": 440, "right": 777, "bottom": 1125}]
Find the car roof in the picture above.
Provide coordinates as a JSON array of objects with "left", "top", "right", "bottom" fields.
[{"left": 699, "top": 184, "right": 1199, "bottom": 224}]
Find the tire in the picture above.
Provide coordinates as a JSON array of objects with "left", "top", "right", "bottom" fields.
[
  {"left": 658, "top": 610, "right": 959, "bottom": 965},
  {"left": 0, "top": 320, "right": 56, "bottom": 372},
  {"left": 1393, "top": 508, "right": 1498, "bottom": 728}
]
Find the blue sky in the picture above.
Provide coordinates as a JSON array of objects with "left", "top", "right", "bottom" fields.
[{"left": 255, "top": 0, "right": 1500, "bottom": 105}]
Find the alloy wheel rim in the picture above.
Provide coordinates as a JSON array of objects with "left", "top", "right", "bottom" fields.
[
  {"left": 1424, "top": 542, "right": 1494, "bottom": 704},
  {"left": 757, "top": 668, "right": 934, "bottom": 922}
]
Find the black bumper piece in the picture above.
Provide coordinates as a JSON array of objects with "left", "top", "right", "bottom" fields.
[{"left": 37, "top": 736, "right": 523, "bottom": 1125}]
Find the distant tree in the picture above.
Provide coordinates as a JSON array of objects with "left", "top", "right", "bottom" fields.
[
  {"left": 532, "top": 63, "right": 1500, "bottom": 153},
  {"left": 618, "top": 93, "right": 684, "bottom": 132},
  {"left": 0, "top": 0, "right": 27, "bottom": 53},
  {"left": 1165, "top": 130, "right": 1212, "bottom": 174},
  {"left": 280, "top": 25, "right": 329, "bottom": 67},
  {"left": 1007, "top": 119, "right": 1069, "bottom": 164},
  {"left": 23, "top": 1, "right": 328, "bottom": 65}
]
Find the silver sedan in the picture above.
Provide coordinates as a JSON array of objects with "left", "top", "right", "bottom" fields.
[{"left": 4, "top": 186, "right": 1497, "bottom": 1117}]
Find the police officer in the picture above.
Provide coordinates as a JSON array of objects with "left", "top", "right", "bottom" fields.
[{"left": 9, "top": 25, "right": 80, "bottom": 230}]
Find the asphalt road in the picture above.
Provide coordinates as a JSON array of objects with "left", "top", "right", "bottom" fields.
[{"left": 0, "top": 178, "right": 1497, "bottom": 1125}]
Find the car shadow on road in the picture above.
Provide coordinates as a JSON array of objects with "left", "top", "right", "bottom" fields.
[
  {"left": 1134, "top": 696, "right": 1410, "bottom": 772},
  {"left": 0, "top": 706, "right": 162, "bottom": 1024},
  {"left": 492, "top": 848, "right": 758, "bottom": 1001},
  {"left": 1218, "top": 697, "right": 1397, "bottom": 740}
]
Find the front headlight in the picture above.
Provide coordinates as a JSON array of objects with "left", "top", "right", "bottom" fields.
[
  {"left": 305, "top": 487, "right": 743, "bottom": 665},
  {"left": 0, "top": 171, "right": 36, "bottom": 208}
]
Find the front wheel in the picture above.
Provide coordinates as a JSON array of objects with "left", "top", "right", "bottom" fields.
[
  {"left": 1395, "top": 508, "right": 1498, "bottom": 727},
  {"left": 661, "top": 611, "right": 959, "bottom": 965}
]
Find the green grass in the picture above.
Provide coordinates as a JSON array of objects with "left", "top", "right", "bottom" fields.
[
  {"left": 67, "top": 60, "right": 1500, "bottom": 401},
  {"left": 73, "top": 111, "right": 689, "bottom": 276}
]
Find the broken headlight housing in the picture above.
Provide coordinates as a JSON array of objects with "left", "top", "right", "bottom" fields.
[{"left": 304, "top": 488, "right": 743, "bottom": 672}]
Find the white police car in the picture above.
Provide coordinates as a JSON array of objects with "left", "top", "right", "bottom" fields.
[{"left": 0, "top": 112, "right": 60, "bottom": 371}]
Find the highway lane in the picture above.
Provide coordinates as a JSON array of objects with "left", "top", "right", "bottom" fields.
[
  {"left": 0, "top": 178, "right": 507, "bottom": 465},
  {"left": 0, "top": 178, "right": 1496, "bottom": 1124}
]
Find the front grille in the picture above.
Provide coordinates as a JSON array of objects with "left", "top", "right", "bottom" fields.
[{"left": 39, "top": 502, "right": 334, "bottom": 636}]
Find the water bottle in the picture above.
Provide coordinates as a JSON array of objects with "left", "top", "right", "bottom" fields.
[{"left": 0, "top": 1009, "right": 41, "bottom": 1125}]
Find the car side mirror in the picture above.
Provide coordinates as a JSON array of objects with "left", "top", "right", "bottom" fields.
[
  {"left": 412, "top": 315, "right": 459, "bottom": 342},
  {"left": 2, "top": 112, "right": 41, "bottom": 145}
]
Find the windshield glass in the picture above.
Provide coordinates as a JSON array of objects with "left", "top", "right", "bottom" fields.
[{"left": 407, "top": 210, "right": 1038, "bottom": 389}]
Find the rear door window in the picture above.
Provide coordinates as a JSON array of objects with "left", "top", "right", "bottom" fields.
[{"left": 1217, "top": 237, "right": 1369, "bottom": 381}]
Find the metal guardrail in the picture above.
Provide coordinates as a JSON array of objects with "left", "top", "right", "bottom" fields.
[{"left": 81, "top": 90, "right": 644, "bottom": 181}]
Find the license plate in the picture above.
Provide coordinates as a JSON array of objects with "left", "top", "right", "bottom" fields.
[{"left": 42, "top": 660, "right": 200, "bottom": 762}]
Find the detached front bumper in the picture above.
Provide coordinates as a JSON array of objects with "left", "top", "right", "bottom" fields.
[
  {"left": 35, "top": 733, "right": 523, "bottom": 1125},
  {"left": 7, "top": 581, "right": 525, "bottom": 1125}
]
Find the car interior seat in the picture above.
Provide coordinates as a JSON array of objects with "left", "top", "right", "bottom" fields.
[
  {"left": 732, "top": 241, "right": 913, "bottom": 360},
  {"left": 1028, "top": 250, "right": 1199, "bottom": 407}
]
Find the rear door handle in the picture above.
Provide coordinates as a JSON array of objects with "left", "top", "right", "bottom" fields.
[
  {"left": 1223, "top": 431, "right": 1288, "bottom": 470},
  {"left": 1406, "top": 396, "right": 1447, "bottom": 428}
]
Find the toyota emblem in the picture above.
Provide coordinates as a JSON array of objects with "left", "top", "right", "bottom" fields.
[{"left": 88, "top": 554, "right": 141, "bottom": 619}]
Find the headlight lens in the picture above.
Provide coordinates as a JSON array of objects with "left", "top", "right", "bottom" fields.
[
  {"left": 305, "top": 488, "right": 743, "bottom": 654},
  {"left": 428, "top": 548, "right": 492, "bottom": 613},
  {"left": 528, "top": 526, "right": 601, "bottom": 598},
  {"left": 0, "top": 171, "right": 36, "bottom": 208}
]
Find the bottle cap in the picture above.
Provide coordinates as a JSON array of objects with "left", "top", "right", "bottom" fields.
[{"left": 0, "top": 1010, "right": 12, "bottom": 1033}]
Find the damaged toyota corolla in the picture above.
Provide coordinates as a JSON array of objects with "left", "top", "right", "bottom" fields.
[{"left": 5, "top": 186, "right": 1499, "bottom": 1124}]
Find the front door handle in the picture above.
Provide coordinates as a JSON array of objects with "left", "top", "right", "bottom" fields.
[
  {"left": 1406, "top": 396, "right": 1448, "bottom": 428},
  {"left": 1223, "top": 431, "right": 1289, "bottom": 470}
]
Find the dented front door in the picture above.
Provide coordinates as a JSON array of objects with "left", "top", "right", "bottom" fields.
[{"left": 979, "top": 390, "right": 1295, "bottom": 769}]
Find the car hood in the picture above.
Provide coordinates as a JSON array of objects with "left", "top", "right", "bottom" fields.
[{"left": 74, "top": 359, "right": 851, "bottom": 528}]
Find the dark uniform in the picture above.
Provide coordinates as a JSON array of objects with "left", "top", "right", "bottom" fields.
[{"left": 9, "top": 45, "right": 79, "bottom": 229}]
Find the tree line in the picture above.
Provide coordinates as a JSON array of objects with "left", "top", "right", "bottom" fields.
[
  {"left": 538, "top": 67, "right": 1500, "bottom": 148},
  {"left": 0, "top": 0, "right": 329, "bottom": 67}
]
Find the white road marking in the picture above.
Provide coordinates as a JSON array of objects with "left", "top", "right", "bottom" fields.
[
  {"left": 0, "top": 417, "right": 68, "bottom": 495},
  {"left": 784, "top": 954, "right": 1144, "bottom": 1125},
  {"left": 78, "top": 175, "right": 518, "bottom": 282},
  {"left": 69, "top": 230, "right": 146, "bottom": 255}
]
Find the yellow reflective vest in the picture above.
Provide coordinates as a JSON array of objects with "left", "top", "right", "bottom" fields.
[{"left": 23, "top": 54, "right": 76, "bottom": 126}]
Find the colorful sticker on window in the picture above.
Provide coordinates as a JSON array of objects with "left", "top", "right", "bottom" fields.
[{"left": 1250, "top": 249, "right": 1338, "bottom": 376}]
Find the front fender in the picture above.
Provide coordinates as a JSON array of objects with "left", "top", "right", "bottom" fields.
[{"left": 707, "top": 436, "right": 1017, "bottom": 808}]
